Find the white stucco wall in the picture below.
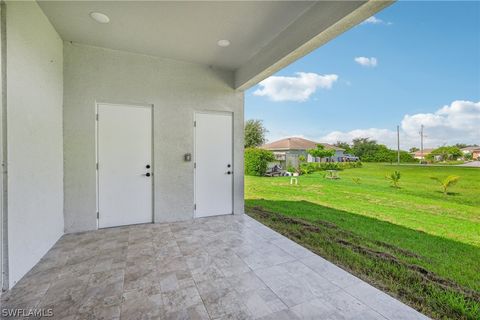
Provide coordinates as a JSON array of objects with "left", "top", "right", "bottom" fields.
[
  {"left": 6, "top": 1, "right": 64, "bottom": 287},
  {"left": 334, "top": 150, "right": 345, "bottom": 160},
  {"left": 63, "top": 43, "right": 244, "bottom": 233}
]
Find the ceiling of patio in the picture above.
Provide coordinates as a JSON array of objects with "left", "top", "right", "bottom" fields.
[{"left": 38, "top": 1, "right": 391, "bottom": 89}]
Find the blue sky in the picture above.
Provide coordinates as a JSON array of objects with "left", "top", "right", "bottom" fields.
[{"left": 245, "top": 1, "right": 480, "bottom": 149}]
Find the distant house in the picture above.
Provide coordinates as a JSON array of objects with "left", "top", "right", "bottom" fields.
[
  {"left": 411, "top": 148, "right": 434, "bottom": 160},
  {"left": 261, "top": 137, "right": 345, "bottom": 168},
  {"left": 461, "top": 146, "right": 480, "bottom": 160}
]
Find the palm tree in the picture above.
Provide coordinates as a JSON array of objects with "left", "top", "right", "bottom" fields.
[
  {"left": 431, "top": 176, "right": 460, "bottom": 195},
  {"left": 386, "top": 171, "right": 401, "bottom": 188}
]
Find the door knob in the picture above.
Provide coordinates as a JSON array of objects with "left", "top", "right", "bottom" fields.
[
  {"left": 227, "top": 164, "right": 231, "bottom": 168},
  {"left": 226, "top": 171, "right": 231, "bottom": 175},
  {"left": 146, "top": 164, "right": 151, "bottom": 169},
  {"left": 145, "top": 173, "right": 151, "bottom": 177}
]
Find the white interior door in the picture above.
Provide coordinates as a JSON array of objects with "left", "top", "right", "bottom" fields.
[
  {"left": 97, "top": 104, "right": 152, "bottom": 228},
  {"left": 195, "top": 112, "right": 233, "bottom": 218}
]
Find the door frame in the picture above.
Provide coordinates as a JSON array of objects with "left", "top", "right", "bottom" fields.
[
  {"left": 193, "top": 110, "right": 234, "bottom": 218},
  {"left": 0, "top": 2, "right": 7, "bottom": 292},
  {"left": 95, "top": 102, "right": 155, "bottom": 228}
]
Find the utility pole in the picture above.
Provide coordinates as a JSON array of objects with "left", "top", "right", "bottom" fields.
[
  {"left": 397, "top": 125, "right": 400, "bottom": 165},
  {"left": 420, "top": 125, "right": 424, "bottom": 161}
]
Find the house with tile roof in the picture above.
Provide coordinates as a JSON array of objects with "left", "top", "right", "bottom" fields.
[
  {"left": 411, "top": 148, "right": 435, "bottom": 160},
  {"left": 261, "top": 137, "right": 345, "bottom": 169},
  {"left": 461, "top": 146, "right": 480, "bottom": 160}
]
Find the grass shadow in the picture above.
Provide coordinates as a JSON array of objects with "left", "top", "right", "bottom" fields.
[{"left": 433, "top": 191, "right": 461, "bottom": 196}]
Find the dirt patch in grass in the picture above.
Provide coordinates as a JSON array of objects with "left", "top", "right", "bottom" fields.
[
  {"left": 247, "top": 205, "right": 480, "bottom": 320},
  {"left": 251, "top": 205, "right": 422, "bottom": 259}
]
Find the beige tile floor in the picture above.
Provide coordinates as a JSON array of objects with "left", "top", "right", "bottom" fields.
[{"left": 1, "top": 215, "right": 429, "bottom": 319}]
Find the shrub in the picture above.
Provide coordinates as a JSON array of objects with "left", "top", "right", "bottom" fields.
[
  {"left": 286, "top": 165, "right": 297, "bottom": 173},
  {"left": 398, "top": 151, "right": 417, "bottom": 163},
  {"left": 323, "top": 162, "right": 341, "bottom": 170},
  {"left": 300, "top": 163, "right": 317, "bottom": 175},
  {"left": 361, "top": 147, "right": 416, "bottom": 163},
  {"left": 344, "top": 161, "right": 363, "bottom": 169},
  {"left": 386, "top": 171, "right": 401, "bottom": 188},
  {"left": 427, "top": 146, "right": 463, "bottom": 162},
  {"left": 431, "top": 175, "right": 460, "bottom": 195},
  {"left": 351, "top": 138, "right": 416, "bottom": 163},
  {"left": 244, "top": 148, "right": 275, "bottom": 176},
  {"left": 300, "top": 161, "right": 362, "bottom": 174}
]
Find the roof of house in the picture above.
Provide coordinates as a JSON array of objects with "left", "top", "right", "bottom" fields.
[
  {"left": 461, "top": 146, "right": 480, "bottom": 152},
  {"left": 412, "top": 148, "right": 434, "bottom": 156},
  {"left": 261, "top": 137, "right": 344, "bottom": 151}
]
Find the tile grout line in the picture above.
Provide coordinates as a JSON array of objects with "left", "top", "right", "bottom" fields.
[
  {"left": 250, "top": 218, "right": 402, "bottom": 320},
  {"left": 189, "top": 234, "right": 233, "bottom": 320},
  {"left": 241, "top": 223, "right": 294, "bottom": 316},
  {"left": 249, "top": 219, "right": 370, "bottom": 317},
  {"left": 191, "top": 273, "right": 214, "bottom": 320}
]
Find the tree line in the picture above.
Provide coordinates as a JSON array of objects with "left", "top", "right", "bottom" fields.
[
  {"left": 333, "top": 138, "right": 415, "bottom": 163},
  {"left": 244, "top": 119, "right": 476, "bottom": 163}
]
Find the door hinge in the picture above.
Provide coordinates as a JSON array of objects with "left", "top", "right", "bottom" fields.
[
  {"left": 97, "top": 211, "right": 99, "bottom": 219},
  {"left": 194, "top": 162, "right": 196, "bottom": 169},
  {"left": 193, "top": 121, "right": 196, "bottom": 127},
  {"left": 96, "top": 114, "right": 99, "bottom": 121},
  {"left": 96, "top": 163, "right": 99, "bottom": 170},
  {"left": 194, "top": 204, "right": 196, "bottom": 210}
]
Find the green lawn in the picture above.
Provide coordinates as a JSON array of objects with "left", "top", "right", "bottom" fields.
[{"left": 245, "top": 163, "right": 480, "bottom": 320}]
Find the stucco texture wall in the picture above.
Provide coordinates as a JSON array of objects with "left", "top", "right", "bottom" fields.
[
  {"left": 63, "top": 43, "right": 244, "bottom": 233},
  {"left": 6, "top": 1, "right": 64, "bottom": 287}
]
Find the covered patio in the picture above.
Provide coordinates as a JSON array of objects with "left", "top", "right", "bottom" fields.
[
  {"left": 1, "top": 215, "right": 428, "bottom": 319},
  {"left": 0, "top": 1, "right": 432, "bottom": 319}
]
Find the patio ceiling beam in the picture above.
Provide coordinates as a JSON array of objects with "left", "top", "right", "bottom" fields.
[{"left": 234, "top": 0, "right": 394, "bottom": 91}]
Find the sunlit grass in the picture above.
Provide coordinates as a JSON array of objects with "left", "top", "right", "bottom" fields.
[{"left": 245, "top": 163, "right": 480, "bottom": 319}]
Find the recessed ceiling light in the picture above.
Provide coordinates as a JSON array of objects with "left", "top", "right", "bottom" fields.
[
  {"left": 90, "top": 12, "right": 110, "bottom": 24},
  {"left": 217, "top": 40, "right": 230, "bottom": 48}
]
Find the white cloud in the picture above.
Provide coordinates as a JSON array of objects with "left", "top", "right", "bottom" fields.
[
  {"left": 401, "top": 100, "right": 480, "bottom": 144},
  {"left": 320, "top": 128, "right": 400, "bottom": 148},
  {"left": 354, "top": 57, "right": 378, "bottom": 67},
  {"left": 363, "top": 16, "right": 384, "bottom": 24},
  {"left": 253, "top": 72, "right": 338, "bottom": 102},
  {"left": 361, "top": 16, "right": 392, "bottom": 25},
  {"left": 318, "top": 100, "right": 480, "bottom": 149}
]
